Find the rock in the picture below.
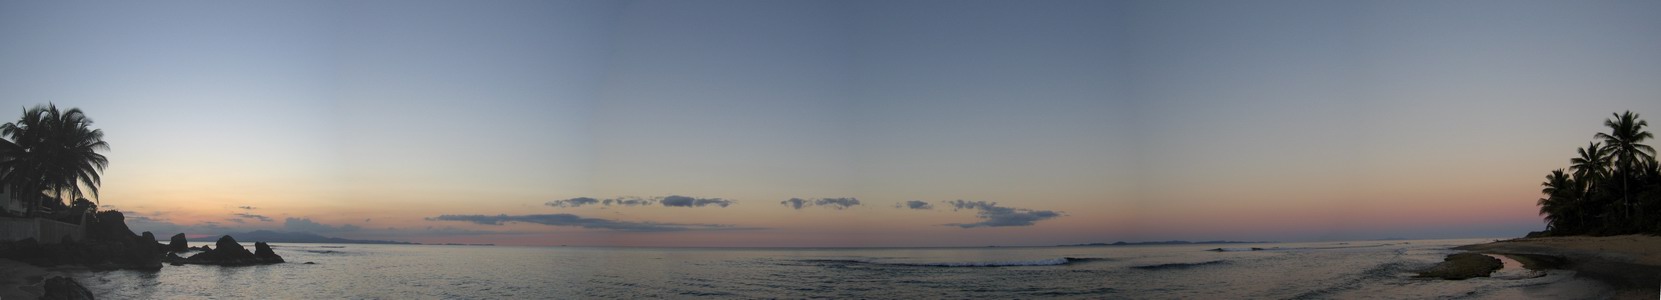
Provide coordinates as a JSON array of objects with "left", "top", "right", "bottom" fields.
[
  {"left": 41, "top": 276, "right": 95, "bottom": 300},
  {"left": 254, "top": 242, "right": 284, "bottom": 263},
  {"left": 216, "top": 235, "right": 247, "bottom": 253},
  {"left": 169, "top": 233, "right": 189, "bottom": 252},
  {"left": 2, "top": 211, "right": 164, "bottom": 270},
  {"left": 198, "top": 245, "right": 211, "bottom": 251},
  {"left": 182, "top": 235, "right": 281, "bottom": 266},
  {"left": 1418, "top": 252, "right": 1503, "bottom": 280}
]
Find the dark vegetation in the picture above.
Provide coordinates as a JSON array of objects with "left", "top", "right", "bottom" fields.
[
  {"left": 0, "top": 103, "right": 109, "bottom": 220},
  {"left": 1534, "top": 111, "right": 1661, "bottom": 236}
]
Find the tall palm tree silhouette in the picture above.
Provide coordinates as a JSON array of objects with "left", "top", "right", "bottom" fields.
[
  {"left": 1595, "top": 111, "right": 1655, "bottom": 222},
  {"left": 1537, "top": 169, "right": 1578, "bottom": 232},
  {"left": 0, "top": 104, "right": 110, "bottom": 217},
  {"left": 1570, "top": 142, "right": 1611, "bottom": 188}
]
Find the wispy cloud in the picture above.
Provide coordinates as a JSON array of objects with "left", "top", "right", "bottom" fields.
[
  {"left": 284, "top": 217, "right": 362, "bottom": 233},
  {"left": 659, "top": 195, "right": 733, "bottom": 208},
  {"left": 781, "top": 197, "right": 861, "bottom": 210},
  {"left": 943, "top": 200, "right": 1063, "bottom": 228},
  {"left": 896, "top": 200, "right": 933, "bottom": 210},
  {"left": 233, "top": 213, "right": 273, "bottom": 222},
  {"left": 604, "top": 197, "right": 655, "bottom": 206},
  {"left": 546, "top": 197, "right": 602, "bottom": 207},
  {"left": 426, "top": 214, "right": 754, "bottom": 232},
  {"left": 237, "top": 206, "right": 257, "bottom": 210},
  {"left": 547, "top": 195, "right": 734, "bottom": 208},
  {"left": 814, "top": 197, "right": 860, "bottom": 209},
  {"left": 781, "top": 198, "right": 810, "bottom": 209}
]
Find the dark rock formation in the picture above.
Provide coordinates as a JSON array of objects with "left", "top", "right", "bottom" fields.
[
  {"left": 41, "top": 276, "right": 95, "bottom": 300},
  {"left": 1417, "top": 253, "right": 1503, "bottom": 280},
  {"left": 164, "top": 252, "right": 186, "bottom": 266},
  {"left": 254, "top": 242, "right": 284, "bottom": 263},
  {"left": 197, "top": 245, "right": 212, "bottom": 251},
  {"left": 181, "top": 235, "right": 283, "bottom": 265},
  {"left": 169, "top": 233, "right": 189, "bottom": 252},
  {"left": 0, "top": 211, "right": 163, "bottom": 270}
]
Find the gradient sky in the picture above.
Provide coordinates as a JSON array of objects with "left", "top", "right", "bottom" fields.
[{"left": 1, "top": 0, "right": 1659, "bottom": 247}]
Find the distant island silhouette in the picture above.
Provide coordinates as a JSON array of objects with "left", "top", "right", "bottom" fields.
[
  {"left": 1058, "top": 240, "right": 1275, "bottom": 247},
  {"left": 197, "top": 230, "right": 415, "bottom": 245}
]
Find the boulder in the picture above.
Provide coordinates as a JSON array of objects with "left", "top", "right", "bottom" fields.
[
  {"left": 169, "top": 233, "right": 189, "bottom": 252},
  {"left": 1417, "top": 252, "right": 1503, "bottom": 280},
  {"left": 182, "top": 235, "right": 281, "bottom": 266},
  {"left": 254, "top": 242, "right": 284, "bottom": 263},
  {"left": 41, "top": 276, "right": 95, "bottom": 300}
]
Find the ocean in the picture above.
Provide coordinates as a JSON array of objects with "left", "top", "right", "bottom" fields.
[{"left": 64, "top": 238, "right": 1607, "bottom": 299}]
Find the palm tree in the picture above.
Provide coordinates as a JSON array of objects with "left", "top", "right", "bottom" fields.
[
  {"left": 1538, "top": 169, "right": 1578, "bottom": 232},
  {"left": 0, "top": 104, "right": 110, "bottom": 217},
  {"left": 1570, "top": 141, "right": 1611, "bottom": 188},
  {"left": 1596, "top": 111, "right": 1656, "bottom": 222}
]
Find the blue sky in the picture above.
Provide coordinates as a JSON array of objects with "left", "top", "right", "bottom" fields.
[{"left": 0, "top": 0, "right": 1658, "bottom": 246}]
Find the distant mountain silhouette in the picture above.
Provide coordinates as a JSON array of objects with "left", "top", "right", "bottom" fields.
[
  {"left": 194, "top": 230, "right": 414, "bottom": 244},
  {"left": 1059, "top": 240, "right": 1275, "bottom": 247}
]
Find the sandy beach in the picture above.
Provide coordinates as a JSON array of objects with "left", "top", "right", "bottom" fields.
[
  {"left": 1457, "top": 235, "right": 1661, "bottom": 299},
  {"left": 0, "top": 258, "right": 49, "bottom": 299}
]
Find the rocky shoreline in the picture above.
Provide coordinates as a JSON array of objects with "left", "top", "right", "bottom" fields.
[{"left": 0, "top": 211, "right": 288, "bottom": 299}]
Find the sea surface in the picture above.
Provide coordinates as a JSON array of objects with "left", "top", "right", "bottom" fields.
[{"left": 64, "top": 238, "right": 1609, "bottom": 299}]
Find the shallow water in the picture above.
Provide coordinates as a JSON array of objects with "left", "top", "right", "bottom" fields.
[{"left": 65, "top": 238, "right": 1603, "bottom": 299}]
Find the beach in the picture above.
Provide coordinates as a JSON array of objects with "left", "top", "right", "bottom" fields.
[
  {"left": 1457, "top": 235, "right": 1661, "bottom": 299},
  {"left": 0, "top": 258, "right": 49, "bottom": 299}
]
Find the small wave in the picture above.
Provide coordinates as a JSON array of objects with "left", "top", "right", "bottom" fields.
[
  {"left": 801, "top": 257, "right": 1106, "bottom": 267},
  {"left": 1130, "top": 260, "right": 1229, "bottom": 270}
]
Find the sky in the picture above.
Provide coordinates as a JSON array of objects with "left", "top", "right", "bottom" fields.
[{"left": 1, "top": 0, "right": 1659, "bottom": 247}]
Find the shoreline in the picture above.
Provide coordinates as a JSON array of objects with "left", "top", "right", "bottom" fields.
[
  {"left": 0, "top": 258, "right": 50, "bottom": 299},
  {"left": 1455, "top": 235, "right": 1661, "bottom": 299}
]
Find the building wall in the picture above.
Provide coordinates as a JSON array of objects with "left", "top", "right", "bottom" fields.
[{"left": 0, "top": 217, "right": 83, "bottom": 244}]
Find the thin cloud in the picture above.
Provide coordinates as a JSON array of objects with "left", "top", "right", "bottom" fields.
[
  {"left": 426, "top": 214, "right": 754, "bottom": 232},
  {"left": 896, "top": 200, "right": 934, "bottom": 210},
  {"left": 659, "top": 195, "right": 734, "bottom": 208},
  {"left": 782, "top": 197, "right": 860, "bottom": 210},
  {"left": 237, "top": 206, "right": 257, "bottom": 210},
  {"left": 546, "top": 197, "right": 601, "bottom": 208},
  {"left": 284, "top": 217, "right": 362, "bottom": 233},
  {"left": 814, "top": 198, "right": 860, "bottom": 209},
  {"left": 233, "top": 213, "right": 273, "bottom": 222},
  {"left": 604, "top": 197, "right": 655, "bottom": 207},
  {"left": 780, "top": 198, "right": 808, "bottom": 209},
  {"left": 548, "top": 196, "right": 733, "bottom": 208},
  {"left": 942, "top": 200, "right": 1063, "bottom": 228}
]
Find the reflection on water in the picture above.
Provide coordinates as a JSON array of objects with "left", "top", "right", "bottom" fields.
[{"left": 68, "top": 239, "right": 1596, "bottom": 299}]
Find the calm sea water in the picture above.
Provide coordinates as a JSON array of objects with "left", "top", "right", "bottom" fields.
[{"left": 64, "top": 238, "right": 1607, "bottom": 299}]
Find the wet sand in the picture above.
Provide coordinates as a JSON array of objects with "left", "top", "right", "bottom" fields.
[{"left": 1457, "top": 235, "right": 1661, "bottom": 299}]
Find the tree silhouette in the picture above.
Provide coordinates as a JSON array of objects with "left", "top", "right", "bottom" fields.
[
  {"left": 1535, "top": 111, "right": 1661, "bottom": 236},
  {"left": 0, "top": 104, "right": 110, "bottom": 217},
  {"left": 1537, "top": 169, "right": 1578, "bottom": 232},
  {"left": 1595, "top": 111, "right": 1655, "bottom": 223}
]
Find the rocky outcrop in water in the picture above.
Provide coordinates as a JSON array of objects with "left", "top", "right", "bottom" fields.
[
  {"left": 41, "top": 276, "right": 95, "bottom": 300},
  {"left": 181, "top": 235, "right": 283, "bottom": 266},
  {"left": 254, "top": 242, "right": 284, "bottom": 263},
  {"left": 169, "top": 233, "right": 189, "bottom": 252},
  {"left": 1417, "top": 252, "right": 1502, "bottom": 280}
]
